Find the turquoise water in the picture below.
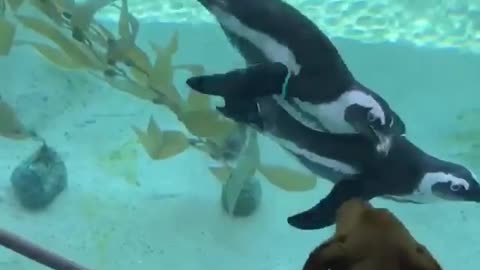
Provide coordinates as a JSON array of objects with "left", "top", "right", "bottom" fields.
[{"left": 1, "top": 1, "right": 480, "bottom": 270}]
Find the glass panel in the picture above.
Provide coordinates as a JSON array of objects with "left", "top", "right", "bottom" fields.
[{"left": 1, "top": 1, "right": 478, "bottom": 269}]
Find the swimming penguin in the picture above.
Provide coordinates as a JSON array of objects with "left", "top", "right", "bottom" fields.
[
  {"left": 186, "top": 0, "right": 406, "bottom": 156},
  {"left": 214, "top": 96, "right": 480, "bottom": 230}
]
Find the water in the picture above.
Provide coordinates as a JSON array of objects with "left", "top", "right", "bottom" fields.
[{"left": 0, "top": 0, "right": 479, "bottom": 269}]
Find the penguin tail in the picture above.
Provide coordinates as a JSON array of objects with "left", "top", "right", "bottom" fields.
[{"left": 185, "top": 62, "right": 289, "bottom": 99}]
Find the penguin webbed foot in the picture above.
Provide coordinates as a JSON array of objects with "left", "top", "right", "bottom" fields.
[
  {"left": 185, "top": 62, "right": 289, "bottom": 99},
  {"left": 287, "top": 175, "right": 378, "bottom": 230}
]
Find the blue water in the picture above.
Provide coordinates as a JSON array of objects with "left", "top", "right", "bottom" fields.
[{"left": 1, "top": 3, "right": 480, "bottom": 270}]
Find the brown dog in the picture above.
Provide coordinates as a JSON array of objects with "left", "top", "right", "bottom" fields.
[{"left": 302, "top": 199, "right": 442, "bottom": 270}]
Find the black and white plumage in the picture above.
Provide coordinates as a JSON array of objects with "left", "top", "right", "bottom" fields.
[
  {"left": 185, "top": 0, "right": 479, "bottom": 230},
  {"left": 187, "top": 0, "right": 406, "bottom": 156},
  {"left": 217, "top": 96, "right": 480, "bottom": 230}
]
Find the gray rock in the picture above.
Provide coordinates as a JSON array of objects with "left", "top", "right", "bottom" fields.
[
  {"left": 10, "top": 143, "right": 67, "bottom": 210},
  {"left": 221, "top": 176, "right": 262, "bottom": 217}
]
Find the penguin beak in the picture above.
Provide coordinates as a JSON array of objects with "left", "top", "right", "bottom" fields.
[
  {"left": 348, "top": 121, "right": 393, "bottom": 156},
  {"left": 344, "top": 106, "right": 398, "bottom": 156},
  {"left": 371, "top": 128, "right": 392, "bottom": 156}
]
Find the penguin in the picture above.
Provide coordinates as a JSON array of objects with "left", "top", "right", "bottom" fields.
[
  {"left": 186, "top": 0, "right": 406, "bottom": 156},
  {"left": 212, "top": 96, "right": 480, "bottom": 230}
]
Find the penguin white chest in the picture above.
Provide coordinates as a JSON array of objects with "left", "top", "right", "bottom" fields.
[
  {"left": 270, "top": 136, "right": 358, "bottom": 176},
  {"left": 294, "top": 99, "right": 355, "bottom": 133},
  {"left": 275, "top": 90, "right": 380, "bottom": 134},
  {"left": 275, "top": 96, "right": 355, "bottom": 134},
  {"left": 388, "top": 176, "right": 439, "bottom": 204}
]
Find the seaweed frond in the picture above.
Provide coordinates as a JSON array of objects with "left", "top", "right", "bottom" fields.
[{"left": 3, "top": 0, "right": 319, "bottom": 194}]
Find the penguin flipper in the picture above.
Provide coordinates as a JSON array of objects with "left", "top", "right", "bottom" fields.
[
  {"left": 186, "top": 62, "right": 289, "bottom": 99},
  {"left": 216, "top": 97, "right": 264, "bottom": 130},
  {"left": 287, "top": 175, "right": 378, "bottom": 230}
]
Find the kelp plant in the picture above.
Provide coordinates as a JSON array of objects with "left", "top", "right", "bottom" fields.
[
  {"left": 0, "top": 0, "right": 319, "bottom": 199},
  {"left": 0, "top": 1, "right": 34, "bottom": 140},
  {"left": 0, "top": 95, "right": 35, "bottom": 140},
  {"left": 0, "top": 0, "right": 16, "bottom": 56}
]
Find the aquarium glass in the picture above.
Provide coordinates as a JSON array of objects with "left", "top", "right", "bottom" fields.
[{"left": 1, "top": 0, "right": 479, "bottom": 269}]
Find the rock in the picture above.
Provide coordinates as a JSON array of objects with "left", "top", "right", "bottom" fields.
[
  {"left": 221, "top": 176, "right": 262, "bottom": 217},
  {"left": 10, "top": 143, "right": 67, "bottom": 210},
  {"left": 205, "top": 124, "right": 248, "bottom": 162}
]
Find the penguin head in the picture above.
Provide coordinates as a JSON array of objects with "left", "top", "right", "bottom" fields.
[
  {"left": 426, "top": 165, "right": 480, "bottom": 202},
  {"left": 344, "top": 92, "right": 406, "bottom": 156}
]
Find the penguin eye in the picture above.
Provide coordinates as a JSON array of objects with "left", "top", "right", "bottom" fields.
[{"left": 450, "top": 183, "right": 464, "bottom": 192}]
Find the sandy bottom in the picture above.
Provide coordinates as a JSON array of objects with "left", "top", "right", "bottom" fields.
[{"left": 1, "top": 24, "right": 479, "bottom": 270}]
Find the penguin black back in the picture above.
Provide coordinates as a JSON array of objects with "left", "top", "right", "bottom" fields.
[{"left": 199, "top": 0, "right": 355, "bottom": 100}]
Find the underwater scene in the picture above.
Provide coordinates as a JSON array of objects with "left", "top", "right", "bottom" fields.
[{"left": 1, "top": 0, "right": 480, "bottom": 269}]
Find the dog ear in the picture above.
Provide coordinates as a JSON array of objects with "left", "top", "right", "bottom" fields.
[
  {"left": 398, "top": 243, "right": 442, "bottom": 270},
  {"left": 302, "top": 235, "right": 348, "bottom": 270}
]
